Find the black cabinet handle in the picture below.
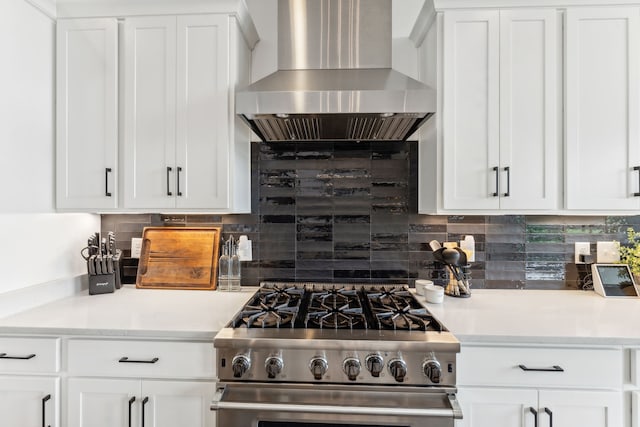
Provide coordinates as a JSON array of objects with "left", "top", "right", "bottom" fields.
[
  {"left": 177, "top": 166, "right": 183, "bottom": 196},
  {"left": 544, "top": 407, "right": 553, "bottom": 427},
  {"left": 128, "top": 397, "right": 135, "bottom": 427},
  {"left": 119, "top": 357, "right": 159, "bottom": 364},
  {"left": 0, "top": 353, "right": 35, "bottom": 360},
  {"left": 503, "top": 166, "right": 510, "bottom": 197},
  {"left": 634, "top": 166, "right": 640, "bottom": 197},
  {"left": 105, "top": 168, "right": 112, "bottom": 197},
  {"left": 142, "top": 397, "right": 149, "bottom": 427},
  {"left": 492, "top": 166, "right": 499, "bottom": 197},
  {"left": 519, "top": 364, "right": 564, "bottom": 372},
  {"left": 166, "top": 167, "right": 173, "bottom": 196},
  {"left": 529, "top": 407, "right": 538, "bottom": 426},
  {"left": 42, "top": 394, "right": 51, "bottom": 427}
]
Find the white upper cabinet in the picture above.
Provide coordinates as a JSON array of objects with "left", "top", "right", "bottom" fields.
[
  {"left": 442, "top": 10, "right": 500, "bottom": 211},
  {"left": 175, "top": 15, "right": 230, "bottom": 210},
  {"left": 498, "top": 10, "right": 559, "bottom": 211},
  {"left": 123, "top": 16, "right": 177, "bottom": 209},
  {"left": 441, "top": 9, "right": 560, "bottom": 212},
  {"left": 123, "top": 15, "right": 232, "bottom": 210},
  {"left": 56, "top": 1, "right": 257, "bottom": 213},
  {"left": 565, "top": 7, "right": 640, "bottom": 210},
  {"left": 56, "top": 19, "right": 118, "bottom": 210}
]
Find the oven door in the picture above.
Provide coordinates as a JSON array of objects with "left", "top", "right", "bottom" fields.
[{"left": 211, "top": 382, "right": 462, "bottom": 427}]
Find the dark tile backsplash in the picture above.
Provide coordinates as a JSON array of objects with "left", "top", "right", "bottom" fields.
[{"left": 102, "top": 142, "right": 640, "bottom": 289}]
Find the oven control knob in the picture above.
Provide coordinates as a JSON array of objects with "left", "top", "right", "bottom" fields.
[
  {"left": 232, "top": 355, "right": 251, "bottom": 378},
  {"left": 388, "top": 358, "right": 408, "bottom": 383},
  {"left": 343, "top": 357, "right": 361, "bottom": 381},
  {"left": 423, "top": 359, "right": 442, "bottom": 383},
  {"left": 309, "top": 357, "right": 328, "bottom": 380},
  {"left": 265, "top": 356, "right": 284, "bottom": 379},
  {"left": 365, "top": 354, "right": 384, "bottom": 377}
]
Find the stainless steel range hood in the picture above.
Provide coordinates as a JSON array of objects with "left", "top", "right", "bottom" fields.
[{"left": 236, "top": 0, "right": 436, "bottom": 142}]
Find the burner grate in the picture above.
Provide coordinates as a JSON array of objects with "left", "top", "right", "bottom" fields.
[
  {"left": 305, "top": 287, "right": 367, "bottom": 329},
  {"left": 365, "top": 287, "right": 444, "bottom": 332},
  {"left": 229, "top": 282, "right": 445, "bottom": 332},
  {"left": 231, "top": 284, "right": 303, "bottom": 328}
]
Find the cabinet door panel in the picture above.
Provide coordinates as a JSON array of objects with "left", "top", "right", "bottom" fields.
[
  {"left": 142, "top": 380, "right": 215, "bottom": 427},
  {"left": 566, "top": 7, "right": 640, "bottom": 210},
  {"left": 443, "top": 11, "right": 500, "bottom": 210},
  {"left": 456, "top": 387, "right": 537, "bottom": 427},
  {"left": 123, "top": 16, "right": 177, "bottom": 209},
  {"left": 0, "top": 376, "right": 58, "bottom": 427},
  {"left": 67, "top": 378, "right": 139, "bottom": 427},
  {"left": 538, "top": 390, "right": 622, "bottom": 427},
  {"left": 176, "top": 15, "right": 230, "bottom": 209},
  {"left": 56, "top": 19, "right": 118, "bottom": 209},
  {"left": 499, "top": 10, "right": 559, "bottom": 210}
]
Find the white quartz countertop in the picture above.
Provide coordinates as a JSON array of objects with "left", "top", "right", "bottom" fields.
[
  {"left": 3, "top": 286, "right": 640, "bottom": 345},
  {"left": 424, "top": 289, "right": 640, "bottom": 345},
  {"left": 0, "top": 285, "right": 257, "bottom": 340}
]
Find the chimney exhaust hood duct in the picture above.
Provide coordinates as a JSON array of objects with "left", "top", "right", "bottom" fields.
[{"left": 236, "top": 0, "right": 436, "bottom": 142}]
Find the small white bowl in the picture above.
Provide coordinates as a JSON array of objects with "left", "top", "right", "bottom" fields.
[
  {"left": 424, "top": 284, "right": 444, "bottom": 304},
  {"left": 415, "top": 279, "right": 433, "bottom": 296}
]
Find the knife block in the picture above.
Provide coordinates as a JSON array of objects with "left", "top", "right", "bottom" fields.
[{"left": 89, "top": 274, "right": 116, "bottom": 295}]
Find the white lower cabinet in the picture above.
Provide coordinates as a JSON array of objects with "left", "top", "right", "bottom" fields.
[
  {"left": 456, "top": 387, "right": 537, "bottom": 427},
  {"left": 457, "top": 387, "right": 622, "bottom": 427},
  {"left": 67, "top": 378, "right": 215, "bottom": 427},
  {"left": 66, "top": 338, "right": 216, "bottom": 427},
  {"left": 0, "top": 337, "right": 61, "bottom": 427},
  {"left": 0, "top": 376, "right": 59, "bottom": 427},
  {"left": 456, "top": 344, "right": 624, "bottom": 427}
]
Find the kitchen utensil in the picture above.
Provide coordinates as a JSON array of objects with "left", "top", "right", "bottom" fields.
[
  {"left": 442, "top": 248, "right": 460, "bottom": 266},
  {"left": 441, "top": 247, "right": 470, "bottom": 298},
  {"left": 454, "top": 247, "right": 471, "bottom": 295},
  {"left": 88, "top": 255, "right": 96, "bottom": 275},
  {"left": 429, "top": 240, "right": 442, "bottom": 252},
  {"left": 432, "top": 247, "right": 445, "bottom": 263}
]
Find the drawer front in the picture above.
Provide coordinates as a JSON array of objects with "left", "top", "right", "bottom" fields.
[
  {"left": 67, "top": 339, "right": 215, "bottom": 379},
  {"left": 458, "top": 345, "right": 622, "bottom": 389},
  {"left": 0, "top": 337, "right": 60, "bottom": 373}
]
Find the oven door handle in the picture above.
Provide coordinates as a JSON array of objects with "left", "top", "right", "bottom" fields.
[{"left": 211, "top": 391, "right": 463, "bottom": 419}]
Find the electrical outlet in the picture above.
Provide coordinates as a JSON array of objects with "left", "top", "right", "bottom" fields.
[
  {"left": 131, "top": 238, "right": 143, "bottom": 258},
  {"left": 597, "top": 241, "right": 620, "bottom": 263},
  {"left": 574, "top": 242, "right": 590, "bottom": 264}
]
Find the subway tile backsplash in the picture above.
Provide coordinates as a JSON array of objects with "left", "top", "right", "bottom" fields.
[{"left": 102, "top": 142, "right": 640, "bottom": 289}]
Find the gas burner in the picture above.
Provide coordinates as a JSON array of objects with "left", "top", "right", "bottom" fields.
[
  {"left": 231, "top": 284, "right": 303, "bottom": 328},
  {"left": 258, "top": 285, "right": 303, "bottom": 305},
  {"left": 365, "top": 286, "right": 444, "bottom": 332},
  {"left": 306, "top": 287, "right": 367, "bottom": 329},
  {"left": 306, "top": 304, "right": 366, "bottom": 329},
  {"left": 239, "top": 303, "right": 299, "bottom": 328},
  {"left": 371, "top": 304, "right": 441, "bottom": 331}
]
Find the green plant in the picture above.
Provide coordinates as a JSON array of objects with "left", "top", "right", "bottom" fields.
[{"left": 619, "top": 227, "right": 640, "bottom": 277}]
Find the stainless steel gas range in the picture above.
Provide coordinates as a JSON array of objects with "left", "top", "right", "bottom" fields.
[{"left": 212, "top": 282, "right": 463, "bottom": 427}]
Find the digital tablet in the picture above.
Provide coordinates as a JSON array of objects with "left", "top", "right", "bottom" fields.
[{"left": 591, "top": 264, "right": 639, "bottom": 297}]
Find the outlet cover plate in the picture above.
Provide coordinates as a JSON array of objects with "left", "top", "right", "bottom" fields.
[
  {"left": 575, "top": 242, "right": 590, "bottom": 264},
  {"left": 597, "top": 241, "right": 620, "bottom": 263}
]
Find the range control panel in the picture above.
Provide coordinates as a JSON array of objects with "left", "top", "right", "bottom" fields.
[{"left": 217, "top": 348, "right": 457, "bottom": 386}]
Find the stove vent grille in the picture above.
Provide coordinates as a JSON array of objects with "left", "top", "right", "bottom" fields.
[{"left": 247, "top": 113, "right": 431, "bottom": 142}]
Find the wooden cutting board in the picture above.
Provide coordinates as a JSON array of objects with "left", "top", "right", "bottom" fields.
[{"left": 136, "top": 227, "right": 221, "bottom": 290}]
